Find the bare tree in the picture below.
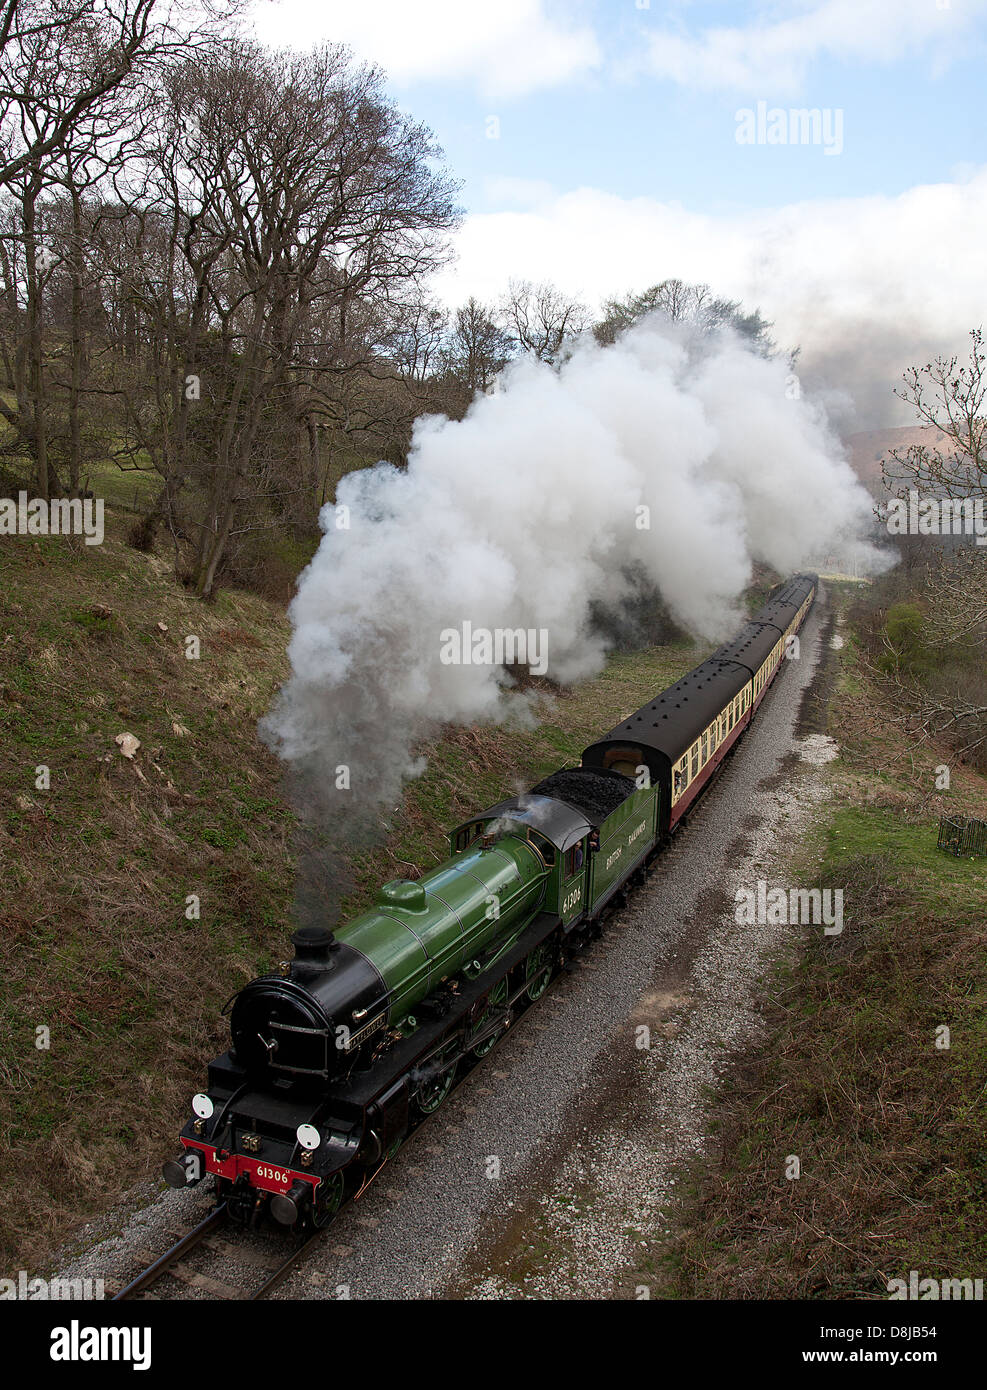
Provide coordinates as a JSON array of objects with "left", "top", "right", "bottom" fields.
[
  {"left": 111, "top": 40, "right": 459, "bottom": 596},
  {"left": 870, "top": 646, "right": 987, "bottom": 767},
  {"left": 595, "top": 277, "right": 775, "bottom": 355},
  {"left": 0, "top": 7, "right": 470, "bottom": 599},
  {"left": 384, "top": 297, "right": 448, "bottom": 382},
  {"left": 0, "top": 0, "right": 239, "bottom": 498},
  {"left": 925, "top": 548, "right": 987, "bottom": 646},
  {"left": 440, "top": 296, "right": 513, "bottom": 405},
  {"left": 0, "top": 1, "right": 241, "bottom": 190},
  {"left": 499, "top": 278, "right": 589, "bottom": 364},
  {"left": 882, "top": 327, "right": 986, "bottom": 502}
]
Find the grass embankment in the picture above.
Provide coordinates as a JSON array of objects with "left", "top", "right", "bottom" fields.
[
  {"left": 0, "top": 508, "right": 703, "bottom": 1273},
  {"left": 0, "top": 512, "right": 296, "bottom": 1269},
  {"left": 648, "top": 598, "right": 987, "bottom": 1298}
]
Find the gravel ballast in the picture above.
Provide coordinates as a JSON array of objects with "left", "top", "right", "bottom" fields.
[{"left": 53, "top": 587, "right": 835, "bottom": 1301}]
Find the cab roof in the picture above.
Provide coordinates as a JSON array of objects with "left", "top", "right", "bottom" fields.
[{"left": 452, "top": 793, "right": 592, "bottom": 852}]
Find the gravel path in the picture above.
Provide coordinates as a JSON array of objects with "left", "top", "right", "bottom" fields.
[{"left": 54, "top": 585, "right": 835, "bottom": 1301}]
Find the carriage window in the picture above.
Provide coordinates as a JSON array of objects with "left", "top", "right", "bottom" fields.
[{"left": 691, "top": 745, "right": 700, "bottom": 779}]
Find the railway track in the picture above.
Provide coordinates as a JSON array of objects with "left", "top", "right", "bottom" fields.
[
  {"left": 106, "top": 920, "right": 627, "bottom": 1302},
  {"left": 107, "top": 780, "right": 715, "bottom": 1302},
  {"left": 59, "top": 597, "right": 828, "bottom": 1304},
  {"left": 112, "top": 1204, "right": 325, "bottom": 1302}
]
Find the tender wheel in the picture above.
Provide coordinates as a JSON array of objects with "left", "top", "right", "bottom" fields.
[
  {"left": 472, "top": 979, "right": 508, "bottom": 1058},
  {"left": 525, "top": 943, "right": 553, "bottom": 1001},
  {"left": 311, "top": 1172, "right": 345, "bottom": 1229},
  {"left": 414, "top": 1058, "right": 458, "bottom": 1115}
]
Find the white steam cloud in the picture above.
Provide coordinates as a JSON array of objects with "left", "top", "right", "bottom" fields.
[{"left": 262, "top": 318, "right": 882, "bottom": 813}]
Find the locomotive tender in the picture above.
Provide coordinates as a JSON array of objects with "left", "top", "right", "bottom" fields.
[{"left": 164, "top": 575, "right": 817, "bottom": 1229}]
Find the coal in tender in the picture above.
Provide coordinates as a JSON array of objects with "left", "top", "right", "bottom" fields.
[{"left": 531, "top": 768, "right": 634, "bottom": 823}]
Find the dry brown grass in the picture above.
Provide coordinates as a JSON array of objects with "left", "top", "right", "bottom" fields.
[
  {"left": 1, "top": 521, "right": 297, "bottom": 1270},
  {"left": 640, "top": 597, "right": 987, "bottom": 1300},
  {"left": 0, "top": 515, "right": 705, "bottom": 1274}
]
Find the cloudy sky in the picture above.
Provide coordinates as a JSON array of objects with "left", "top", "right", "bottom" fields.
[{"left": 251, "top": 0, "right": 987, "bottom": 430}]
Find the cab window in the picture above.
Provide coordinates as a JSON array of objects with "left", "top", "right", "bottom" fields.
[{"left": 527, "top": 829, "right": 555, "bottom": 865}]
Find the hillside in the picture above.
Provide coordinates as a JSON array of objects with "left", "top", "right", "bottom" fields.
[
  {"left": 843, "top": 424, "right": 952, "bottom": 499},
  {"left": 0, "top": 511, "right": 707, "bottom": 1272},
  {"left": 0, "top": 513, "right": 297, "bottom": 1267},
  {"left": 645, "top": 588, "right": 987, "bottom": 1297}
]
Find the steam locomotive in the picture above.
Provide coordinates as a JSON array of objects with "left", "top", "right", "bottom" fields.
[{"left": 164, "top": 575, "right": 817, "bottom": 1229}]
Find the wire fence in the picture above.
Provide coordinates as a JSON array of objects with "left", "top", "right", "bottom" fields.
[{"left": 937, "top": 815, "right": 987, "bottom": 858}]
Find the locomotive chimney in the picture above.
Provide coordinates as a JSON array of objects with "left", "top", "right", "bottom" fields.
[{"left": 290, "top": 924, "right": 336, "bottom": 980}]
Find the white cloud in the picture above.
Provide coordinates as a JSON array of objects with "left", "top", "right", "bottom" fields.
[
  {"left": 249, "top": 0, "right": 600, "bottom": 99},
  {"left": 435, "top": 168, "right": 987, "bottom": 428},
  {"left": 642, "top": 0, "right": 987, "bottom": 93}
]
